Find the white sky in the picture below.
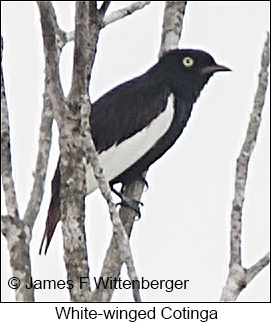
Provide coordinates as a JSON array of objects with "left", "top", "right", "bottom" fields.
[{"left": 1, "top": 1, "right": 270, "bottom": 303}]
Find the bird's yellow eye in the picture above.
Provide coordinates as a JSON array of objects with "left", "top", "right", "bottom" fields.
[{"left": 182, "top": 56, "right": 194, "bottom": 68}]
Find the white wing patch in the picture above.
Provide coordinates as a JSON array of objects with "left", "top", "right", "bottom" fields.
[{"left": 86, "top": 94, "right": 175, "bottom": 194}]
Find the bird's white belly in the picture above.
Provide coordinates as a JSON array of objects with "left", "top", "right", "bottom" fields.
[{"left": 86, "top": 94, "right": 174, "bottom": 194}]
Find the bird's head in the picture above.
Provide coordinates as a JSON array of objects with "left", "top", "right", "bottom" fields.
[{"left": 159, "top": 49, "right": 231, "bottom": 101}]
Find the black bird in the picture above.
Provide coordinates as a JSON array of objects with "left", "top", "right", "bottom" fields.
[{"left": 39, "top": 49, "right": 230, "bottom": 254}]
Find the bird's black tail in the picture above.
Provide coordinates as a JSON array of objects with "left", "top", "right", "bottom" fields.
[{"left": 39, "top": 162, "right": 61, "bottom": 255}]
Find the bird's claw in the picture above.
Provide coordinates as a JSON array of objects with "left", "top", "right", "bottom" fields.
[
  {"left": 112, "top": 187, "right": 143, "bottom": 219},
  {"left": 139, "top": 175, "right": 149, "bottom": 192},
  {"left": 116, "top": 197, "right": 143, "bottom": 219}
]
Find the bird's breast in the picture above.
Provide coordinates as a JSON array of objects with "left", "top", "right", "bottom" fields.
[{"left": 85, "top": 94, "right": 175, "bottom": 194}]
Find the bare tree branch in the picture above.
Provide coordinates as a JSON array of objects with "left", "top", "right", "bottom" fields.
[
  {"left": 65, "top": 2, "right": 151, "bottom": 45},
  {"left": 220, "top": 32, "right": 270, "bottom": 302},
  {"left": 159, "top": 1, "right": 187, "bottom": 57},
  {"left": 103, "top": 1, "right": 151, "bottom": 27},
  {"left": 38, "top": 1, "right": 89, "bottom": 301},
  {"left": 68, "top": 2, "right": 102, "bottom": 102},
  {"left": 1, "top": 216, "right": 33, "bottom": 302},
  {"left": 1, "top": 36, "right": 34, "bottom": 303},
  {"left": 1, "top": 1, "right": 62, "bottom": 303},
  {"left": 37, "top": 1, "right": 65, "bottom": 125},
  {"left": 246, "top": 252, "right": 270, "bottom": 285},
  {"left": 23, "top": 94, "right": 53, "bottom": 230},
  {"left": 59, "top": 2, "right": 109, "bottom": 302},
  {"left": 1, "top": 37, "right": 19, "bottom": 219}
]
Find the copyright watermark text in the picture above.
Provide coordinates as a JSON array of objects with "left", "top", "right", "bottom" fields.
[{"left": 7, "top": 276, "right": 190, "bottom": 292}]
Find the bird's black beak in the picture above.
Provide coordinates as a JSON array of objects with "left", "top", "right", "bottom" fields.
[{"left": 201, "top": 64, "right": 231, "bottom": 74}]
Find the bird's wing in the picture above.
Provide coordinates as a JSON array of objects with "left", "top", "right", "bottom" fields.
[
  {"left": 112, "top": 98, "right": 194, "bottom": 185},
  {"left": 91, "top": 75, "right": 170, "bottom": 152},
  {"left": 86, "top": 82, "right": 173, "bottom": 193}
]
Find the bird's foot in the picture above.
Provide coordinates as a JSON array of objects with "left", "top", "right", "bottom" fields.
[{"left": 111, "top": 188, "right": 143, "bottom": 219}]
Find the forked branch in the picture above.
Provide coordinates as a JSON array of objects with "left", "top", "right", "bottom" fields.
[{"left": 220, "top": 32, "right": 270, "bottom": 302}]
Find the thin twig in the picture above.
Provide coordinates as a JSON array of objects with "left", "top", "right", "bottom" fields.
[
  {"left": 1, "top": 36, "right": 34, "bottom": 302},
  {"left": 103, "top": 1, "right": 151, "bottom": 27},
  {"left": 1, "top": 37, "right": 19, "bottom": 218},
  {"left": 220, "top": 32, "right": 270, "bottom": 302},
  {"left": 230, "top": 33, "right": 270, "bottom": 268},
  {"left": 246, "top": 252, "right": 270, "bottom": 284},
  {"left": 24, "top": 93, "right": 53, "bottom": 230},
  {"left": 65, "top": 1, "right": 151, "bottom": 44}
]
